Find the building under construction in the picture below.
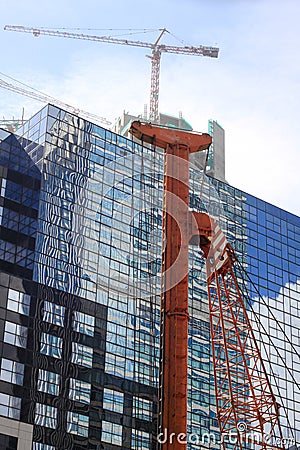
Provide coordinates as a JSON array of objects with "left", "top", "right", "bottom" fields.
[{"left": 0, "top": 104, "right": 299, "bottom": 450}]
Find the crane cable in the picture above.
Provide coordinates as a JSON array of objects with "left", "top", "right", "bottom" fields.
[
  {"left": 0, "top": 70, "right": 60, "bottom": 99},
  {"left": 233, "top": 259, "right": 298, "bottom": 441},
  {"left": 35, "top": 27, "right": 159, "bottom": 33},
  {"left": 198, "top": 147, "right": 210, "bottom": 201},
  {"left": 235, "top": 260, "right": 300, "bottom": 373}
]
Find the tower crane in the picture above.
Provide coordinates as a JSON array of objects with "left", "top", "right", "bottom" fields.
[
  {"left": 129, "top": 121, "right": 284, "bottom": 450},
  {"left": 4, "top": 26, "right": 219, "bottom": 123},
  {"left": 0, "top": 74, "right": 111, "bottom": 126}
]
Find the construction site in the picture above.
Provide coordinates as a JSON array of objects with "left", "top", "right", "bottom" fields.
[{"left": 0, "top": 22, "right": 299, "bottom": 450}]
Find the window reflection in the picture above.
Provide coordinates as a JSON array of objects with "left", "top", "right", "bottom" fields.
[
  {"left": 0, "top": 358, "right": 24, "bottom": 385},
  {"left": 37, "top": 369, "right": 60, "bottom": 396},
  {"left": 43, "top": 301, "right": 65, "bottom": 327},
  {"left": 101, "top": 421, "right": 122, "bottom": 446},
  {"left": 0, "top": 393, "right": 21, "bottom": 419},
  {"left": 73, "top": 311, "right": 94, "bottom": 336},
  {"left": 35, "top": 403, "right": 57, "bottom": 429},
  {"left": 4, "top": 321, "right": 27, "bottom": 348},
  {"left": 32, "top": 443, "right": 55, "bottom": 450},
  {"left": 71, "top": 343, "right": 93, "bottom": 368},
  {"left": 7, "top": 288, "right": 30, "bottom": 315},
  {"left": 69, "top": 378, "right": 91, "bottom": 404},
  {"left": 103, "top": 388, "right": 124, "bottom": 414},
  {"left": 133, "top": 396, "right": 152, "bottom": 421},
  {"left": 67, "top": 411, "right": 89, "bottom": 437},
  {"left": 132, "top": 429, "right": 150, "bottom": 449},
  {"left": 40, "top": 333, "right": 62, "bottom": 359}
]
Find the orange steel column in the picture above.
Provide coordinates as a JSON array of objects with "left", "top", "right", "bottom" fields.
[
  {"left": 128, "top": 121, "right": 212, "bottom": 450},
  {"left": 160, "top": 142, "right": 190, "bottom": 449}
]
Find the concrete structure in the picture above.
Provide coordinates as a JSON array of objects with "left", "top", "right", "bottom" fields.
[{"left": 207, "top": 120, "right": 225, "bottom": 181}]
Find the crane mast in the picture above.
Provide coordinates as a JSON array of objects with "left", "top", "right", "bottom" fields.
[
  {"left": 4, "top": 25, "right": 219, "bottom": 123},
  {"left": 129, "top": 121, "right": 284, "bottom": 450}
]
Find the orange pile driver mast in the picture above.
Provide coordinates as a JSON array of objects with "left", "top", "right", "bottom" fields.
[
  {"left": 130, "top": 121, "right": 212, "bottom": 450},
  {"left": 129, "top": 121, "right": 284, "bottom": 450}
]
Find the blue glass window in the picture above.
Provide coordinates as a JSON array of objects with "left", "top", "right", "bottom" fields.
[
  {"left": 7, "top": 288, "right": 30, "bottom": 315},
  {"left": 35, "top": 403, "right": 57, "bottom": 429},
  {"left": 37, "top": 369, "right": 60, "bottom": 396},
  {"left": 43, "top": 301, "right": 65, "bottom": 327},
  {"left": 73, "top": 311, "right": 94, "bottom": 336},
  {"left": 131, "top": 429, "right": 150, "bottom": 449},
  {"left": 103, "top": 388, "right": 124, "bottom": 414},
  {"left": 40, "top": 333, "right": 62, "bottom": 359},
  {"left": 71, "top": 343, "right": 93, "bottom": 368},
  {"left": 69, "top": 378, "right": 91, "bottom": 404},
  {"left": 4, "top": 321, "right": 27, "bottom": 348},
  {"left": 101, "top": 421, "right": 122, "bottom": 446},
  {"left": 133, "top": 396, "right": 152, "bottom": 421},
  {"left": 67, "top": 412, "right": 89, "bottom": 437},
  {"left": 0, "top": 358, "right": 24, "bottom": 385}
]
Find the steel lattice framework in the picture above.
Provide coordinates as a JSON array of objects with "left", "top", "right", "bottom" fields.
[{"left": 208, "top": 241, "right": 284, "bottom": 449}]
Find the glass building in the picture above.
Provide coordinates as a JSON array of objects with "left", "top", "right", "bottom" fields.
[{"left": 0, "top": 104, "right": 299, "bottom": 449}]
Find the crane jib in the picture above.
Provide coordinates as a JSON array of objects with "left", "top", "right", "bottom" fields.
[{"left": 4, "top": 25, "right": 219, "bottom": 122}]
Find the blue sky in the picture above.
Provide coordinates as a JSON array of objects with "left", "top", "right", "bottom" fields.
[{"left": 1, "top": 0, "right": 300, "bottom": 216}]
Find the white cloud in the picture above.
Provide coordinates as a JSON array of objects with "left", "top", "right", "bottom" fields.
[{"left": 250, "top": 280, "right": 300, "bottom": 442}]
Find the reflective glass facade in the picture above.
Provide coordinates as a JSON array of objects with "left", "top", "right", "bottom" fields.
[{"left": 0, "top": 105, "right": 299, "bottom": 449}]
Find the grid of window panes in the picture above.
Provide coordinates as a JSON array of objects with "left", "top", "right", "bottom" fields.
[
  {"left": 7, "top": 288, "right": 30, "bottom": 315},
  {"left": 103, "top": 388, "right": 124, "bottom": 414},
  {"left": 101, "top": 421, "right": 123, "bottom": 446},
  {"left": 185, "top": 169, "right": 248, "bottom": 449},
  {"left": 73, "top": 311, "right": 94, "bottom": 336},
  {"left": 69, "top": 378, "right": 91, "bottom": 404},
  {"left": 0, "top": 393, "right": 21, "bottom": 419},
  {"left": 43, "top": 301, "right": 65, "bottom": 326},
  {"left": 0, "top": 358, "right": 24, "bottom": 385},
  {"left": 20, "top": 105, "right": 164, "bottom": 448},
  {"left": 37, "top": 369, "right": 60, "bottom": 396},
  {"left": 67, "top": 411, "right": 89, "bottom": 437},
  {"left": 35, "top": 403, "right": 57, "bottom": 429},
  {"left": 32, "top": 443, "right": 55, "bottom": 450},
  {"left": 244, "top": 194, "right": 300, "bottom": 446},
  {"left": 4, "top": 321, "right": 27, "bottom": 348},
  {"left": 0, "top": 127, "right": 41, "bottom": 275},
  {"left": 132, "top": 396, "right": 152, "bottom": 421}
]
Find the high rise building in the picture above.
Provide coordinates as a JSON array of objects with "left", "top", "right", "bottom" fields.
[
  {"left": 206, "top": 120, "right": 225, "bottom": 181},
  {"left": 112, "top": 111, "right": 226, "bottom": 182},
  {"left": 112, "top": 111, "right": 193, "bottom": 137},
  {"left": 0, "top": 105, "right": 299, "bottom": 449}
]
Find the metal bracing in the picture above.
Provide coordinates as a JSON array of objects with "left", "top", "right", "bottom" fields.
[
  {"left": 148, "top": 49, "right": 161, "bottom": 123},
  {"left": 206, "top": 217, "right": 284, "bottom": 449},
  {"left": 208, "top": 244, "right": 284, "bottom": 449}
]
